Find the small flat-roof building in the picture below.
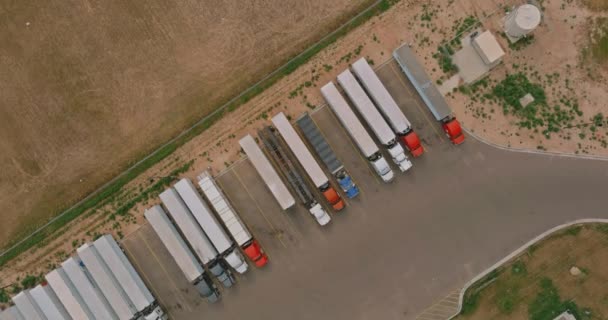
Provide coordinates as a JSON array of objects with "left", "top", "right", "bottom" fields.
[
  {"left": 554, "top": 311, "right": 577, "bottom": 320},
  {"left": 472, "top": 30, "right": 505, "bottom": 68}
]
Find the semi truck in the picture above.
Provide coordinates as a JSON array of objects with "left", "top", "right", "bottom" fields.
[
  {"left": 296, "top": 113, "right": 359, "bottom": 198},
  {"left": 30, "top": 283, "right": 71, "bottom": 320},
  {"left": 93, "top": 234, "right": 167, "bottom": 320},
  {"left": 13, "top": 290, "right": 44, "bottom": 320},
  {"left": 174, "top": 178, "right": 248, "bottom": 274},
  {"left": 239, "top": 134, "right": 296, "bottom": 210},
  {"left": 271, "top": 112, "right": 345, "bottom": 211},
  {"left": 0, "top": 307, "right": 24, "bottom": 320},
  {"left": 337, "top": 69, "right": 412, "bottom": 172},
  {"left": 45, "top": 267, "right": 95, "bottom": 319},
  {"left": 259, "top": 127, "right": 331, "bottom": 226},
  {"left": 197, "top": 171, "right": 269, "bottom": 267},
  {"left": 61, "top": 256, "right": 119, "bottom": 320},
  {"left": 351, "top": 57, "right": 424, "bottom": 157},
  {"left": 158, "top": 188, "right": 236, "bottom": 288},
  {"left": 393, "top": 44, "right": 465, "bottom": 144},
  {"left": 144, "top": 205, "right": 221, "bottom": 302},
  {"left": 77, "top": 243, "right": 138, "bottom": 320},
  {"left": 321, "top": 82, "right": 395, "bottom": 182}
]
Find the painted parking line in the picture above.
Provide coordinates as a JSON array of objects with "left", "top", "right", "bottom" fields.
[
  {"left": 386, "top": 61, "right": 448, "bottom": 144},
  {"left": 136, "top": 231, "right": 193, "bottom": 312},
  {"left": 415, "top": 289, "right": 461, "bottom": 320},
  {"left": 231, "top": 167, "right": 291, "bottom": 249}
]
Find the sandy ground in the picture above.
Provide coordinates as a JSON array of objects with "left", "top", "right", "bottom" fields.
[
  {"left": 2, "top": 0, "right": 608, "bottom": 303},
  {"left": 0, "top": 0, "right": 371, "bottom": 247},
  {"left": 455, "top": 224, "right": 608, "bottom": 319}
]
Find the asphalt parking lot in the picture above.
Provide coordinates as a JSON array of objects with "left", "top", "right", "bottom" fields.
[{"left": 122, "top": 59, "right": 608, "bottom": 320}]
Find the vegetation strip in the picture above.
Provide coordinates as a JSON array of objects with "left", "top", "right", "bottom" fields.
[{"left": 0, "top": 0, "right": 400, "bottom": 267}]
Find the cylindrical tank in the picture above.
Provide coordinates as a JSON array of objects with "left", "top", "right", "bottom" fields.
[{"left": 505, "top": 4, "right": 541, "bottom": 39}]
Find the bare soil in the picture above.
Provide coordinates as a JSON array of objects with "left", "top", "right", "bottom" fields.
[
  {"left": 455, "top": 224, "right": 608, "bottom": 319},
  {"left": 0, "top": 0, "right": 372, "bottom": 246}
]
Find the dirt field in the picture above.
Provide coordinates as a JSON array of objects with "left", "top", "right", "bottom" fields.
[
  {"left": 455, "top": 223, "right": 608, "bottom": 319},
  {"left": 0, "top": 0, "right": 372, "bottom": 246}
]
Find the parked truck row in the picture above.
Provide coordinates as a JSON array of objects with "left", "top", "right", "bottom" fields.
[{"left": 2, "top": 234, "right": 167, "bottom": 320}]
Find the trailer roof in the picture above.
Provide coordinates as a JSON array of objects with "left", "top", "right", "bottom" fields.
[
  {"left": 0, "top": 307, "right": 24, "bottom": 320},
  {"left": 61, "top": 257, "right": 118, "bottom": 320},
  {"left": 144, "top": 205, "right": 204, "bottom": 282},
  {"left": 175, "top": 178, "right": 233, "bottom": 253},
  {"left": 271, "top": 112, "right": 329, "bottom": 188},
  {"left": 77, "top": 243, "right": 136, "bottom": 320},
  {"left": 30, "top": 284, "right": 71, "bottom": 320},
  {"left": 351, "top": 58, "right": 412, "bottom": 133},
  {"left": 13, "top": 291, "right": 44, "bottom": 320},
  {"left": 160, "top": 188, "right": 218, "bottom": 264},
  {"left": 94, "top": 235, "right": 154, "bottom": 312},
  {"left": 239, "top": 134, "right": 296, "bottom": 210},
  {"left": 337, "top": 69, "right": 396, "bottom": 145},
  {"left": 45, "top": 268, "right": 95, "bottom": 320},
  {"left": 198, "top": 171, "right": 252, "bottom": 247},
  {"left": 321, "top": 82, "right": 379, "bottom": 157},
  {"left": 393, "top": 44, "right": 453, "bottom": 121}
]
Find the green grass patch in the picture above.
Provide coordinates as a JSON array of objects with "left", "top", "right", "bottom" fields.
[
  {"left": 528, "top": 277, "right": 587, "bottom": 320},
  {"left": 0, "top": 0, "right": 401, "bottom": 267},
  {"left": 590, "top": 17, "right": 608, "bottom": 64}
]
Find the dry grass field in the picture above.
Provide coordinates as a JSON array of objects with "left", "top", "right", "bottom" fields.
[{"left": 0, "top": 0, "right": 371, "bottom": 247}]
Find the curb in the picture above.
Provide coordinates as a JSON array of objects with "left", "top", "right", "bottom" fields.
[
  {"left": 447, "top": 218, "right": 608, "bottom": 319},
  {"left": 462, "top": 127, "right": 608, "bottom": 162}
]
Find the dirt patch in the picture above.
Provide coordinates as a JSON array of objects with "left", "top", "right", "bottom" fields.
[
  {"left": 0, "top": 0, "right": 372, "bottom": 246},
  {"left": 455, "top": 224, "right": 608, "bottom": 319},
  {"left": 582, "top": 0, "right": 608, "bottom": 11}
]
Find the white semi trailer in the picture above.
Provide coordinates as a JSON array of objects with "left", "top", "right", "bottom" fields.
[
  {"left": 77, "top": 243, "right": 137, "bottom": 320},
  {"left": 143, "top": 205, "right": 221, "bottom": 302},
  {"left": 159, "top": 188, "right": 236, "bottom": 288},
  {"left": 45, "top": 268, "right": 94, "bottom": 320},
  {"left": 0, "top": 306, "right": 24, "bottom": 320},
  {"left": 61, "top": 256, "right": 118, "bottom": 320},
  {"left": 337, "top": 69, "right": 412, "bottom": 172},
  {"left": 93, "top": 234, "right": 167, "bottom": 320},
  {"left": 29, "top": 284, "right": 71, "bottom": 320},
  {"left": 351, "top": 57, "right": 424, "bottom": 157},
  {"left": 321, "top": 82, "right": 394, "bottom": 182},
  {"left": 197, "top": 171, "right": 269, "bottom": 267},
  {"left": 239, "top": 134, "right": 296, "bottom": 210},
  {"left": 174, "top": 178, "right": 248, "bottom": 274},
  {"left": 271, "top": 112, "right": 345, "bottom": 213},
  {"left": 12, "top": 290, "right": 44, "bottom": 320}
]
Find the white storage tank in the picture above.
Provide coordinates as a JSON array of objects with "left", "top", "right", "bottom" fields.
[{"left": 504, "top": 4, "right": 541, "bottom": 40}]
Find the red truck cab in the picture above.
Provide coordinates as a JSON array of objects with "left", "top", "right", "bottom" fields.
[
  {"left": 442, "top": 118, "right": 465, "bottom": 145},
  {"left": 400, "top": 131, "right": 424, "bottom": 157},
  {"left": 322, "top": 187, "right": 345, "bottom": 211},
  {"left": 243, "top": 240, "right": 268, "bottom": 267}
]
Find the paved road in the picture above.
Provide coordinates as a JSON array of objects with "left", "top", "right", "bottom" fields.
[{"left": 122, "top": 59, "right": 608, "bottom": 320}]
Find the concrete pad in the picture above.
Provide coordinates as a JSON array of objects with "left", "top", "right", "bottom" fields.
[{"left": 453, "top": 35, "right": 490, "bottom": 84}]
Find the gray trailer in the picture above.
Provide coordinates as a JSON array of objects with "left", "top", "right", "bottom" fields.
[
  {"left": 159, "top": 188, "right": 235, "bottom": 288},
  {"left": 29, "top": 284, "right": 71, "bottom": 320},
  {"left": 61, "top": 256, "right": 118, "bottom": 320},
  {"left": 0, "top": 306, "right": 24, "bottom": 320},
  {"left": 144, "top": 205, "right": 220, "bottom": 302},
  {"left": 45, "top": 268, "right": 94, "bottom": 320},
  {"left": 93, "top": 234, "right": 166, "bottom": 319},
  {"left": 174, "top": 179, "right": 248, "bottom": 274},
  {"left": 77, "top": 243, "right": 137, "bottom": 320},
  {"left": 12, "top": 290, "right": 44, "bottom": 320},
  {"left": 296, "top": 113, "right": 360, "bottom": 199},
  {"left": 239, "top": 134, "right": 296, "bottom": 210}
]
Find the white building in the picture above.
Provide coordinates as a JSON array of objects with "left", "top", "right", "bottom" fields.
[{"left": 471, "top": 30, "right": 505, "bottom": 68}]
